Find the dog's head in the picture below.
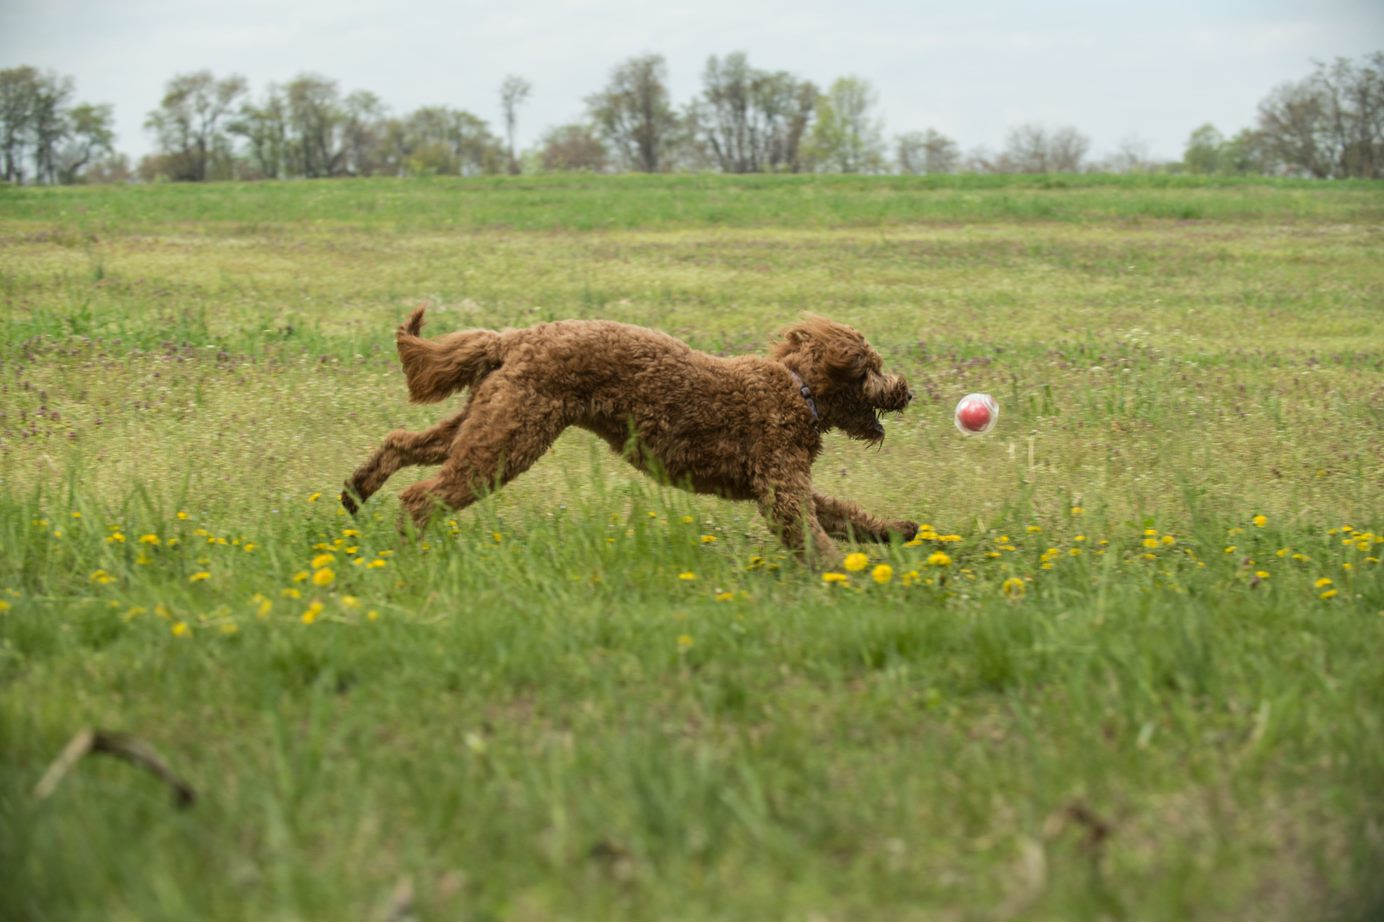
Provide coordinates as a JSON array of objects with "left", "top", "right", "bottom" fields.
[{"left": 770, "top": 316, "right": 913, "bottom": 444}]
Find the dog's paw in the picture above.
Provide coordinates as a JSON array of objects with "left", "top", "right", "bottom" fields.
[{"left": 340, "top": 487, "right": 360, "bottom": 516}]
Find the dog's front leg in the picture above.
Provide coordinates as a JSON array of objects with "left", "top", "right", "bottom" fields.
[
  {"left": 813, "top": 492, "right": 918, "bottom": 543},
  {"left": 759, "top": 484, "right": 840, "bottom": 567}
]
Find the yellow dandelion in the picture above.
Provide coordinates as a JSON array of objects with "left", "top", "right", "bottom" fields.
[
  {"left": 312, "top": 568, "right": 335, "bottom": 587},
  {"left": 1069, "top": 547, "right": 1082, "bottom": 557},
  {"left": 492, "top": 531, "right": 503, "bottom": 543},
  {"left": 1002, "top": 577, "right": 1026, "bottom": 598},
  {"left": 715, "top": 591, "right": 735, "bottom": 602},
  {"left": 1320, "top": 589, "right": 1338, "bottom": 600},
  {"left": 301, "top": 600, "right": 324, "bottom": 624},
  {"left": 1313, "top": 577, "right": 1333, "bottom": 589},
  {"left": 1161, "top": 535, "right": 1175, "bottom": 546},
  {"left": 89, "top": 569, "right": 115, "bottom": 585},
  {"left": 366, "top": 609, "right": 380, "bottom": 621},
  {"left": 367, "top": 558, "right": 387, "bottom": 569},
  {"left": 1255, "top": 570, "right": 1270, "bottom": 580},
  {"left": 700, "top": 534, "right": 717, "bottom": 544},
  {"left": 340, "top": 595, "right": 360, "bottom": 609},
  {"left": 871, "top": 563, "right": 893, "bottom": 584},
  {"left": 171, "top": 621, "right": 190, "bottom": 638},
  {"left": 938, "top": 534, "right": 962, "bottom": 543},
  {"left": 106, "top": 532, "right": 126, "bottom": 544},
  {"left": 1070, "top": 506, "right": 1084, "bottom": 516},
  {"left": 681, "top": 515, "right": 695, "bottom": 525},
  {"left": 220, "top": 623, "right": 239, "bottom": 636},
  {"left": 1074, "top": 534, "right": 1086, "bottom": 542},
  {"left": 821, "top": 571, "right": 848, "bottom": 584},
  {"left": 0, "top": 600, "right": 10, "bottom": 614},
  {"left": 311, "top": 553, "right": 335, "bottom": 570},
  {"left": 1143, "top": 537, "right": 1159, "bottom": 549},
  {"left": 139, "top": 533, "right": 160, "bottom": 545},
  {"left": 1027, "top": 525, "right": 1043, "bottom": 534},
  {"left": 676, "top": 633, "right": 694, "bottom": 649},
  {"left": 1224, "top": 546, "right": 1237, "bottom": 554},
  {"left": 1252, "top": 514, "right": 1268, "bottom": 527},
  {"left": 844, "top": 552, "right": 869, "bottom": 572},
  {"left": 900, "top": 569, "right": 921, "bottom": 586},
  {"left": 281, "top": 587, "right": 302, "bottom": 599},
  {"left": 678, "top": 571, "right": 697, "bottom": 581},
  {"left": 342, "top": 528, "right": 360, "bottom": 538},
  {"left": 926, "top": 551, "right": 952, "bottom": 567},
  {"left": 256, "top": 597, "right": 273, "bottom": 617},
  {"left": 189, "top": 571, "right": 211, "bottom": 583},
  {"left": 308, "top": 492, "right": 322, "bottom": 503},
  {"left": 747, "top": 555, "right": 766, "bottom": 570}
]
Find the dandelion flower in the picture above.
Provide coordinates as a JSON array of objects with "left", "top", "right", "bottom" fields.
[
  {"left": 1320, "top": 589, "right": 1338, "bottom": 600},
  {"left": 676, "top": 633, "right": 694, "bottom": 649},
  {"left": 171, "top": 621, "right": 190, "bottom": 638},
  {"left": 367, "top": 609, "right": 380, "bottom": 621},
  {"left": 1027, "top": 525, "right": 1043, "bottom": 534},
  {"left": 367, "top": 558, "right": 387, "bottom": 569},
  {"left": 901, "top": 569, "right": 921, "bottom": 587},
  {"left": 139, "top": 533, "right": 160, "bottom": 545},
  {"left": 938, "top": 534, "right": 962, "bottom": 543},
  {"left": 681, "top": 515, "right": 695, "bottom": 525},
  {"left": 312, "top": 568, "right": 335, "bottom": 587},
  {"left": 1143, "top": 538, "right": 1159, "bottom": 549},
  {"left": 926, "top": 551, "right": 952, "bottom": 567},
  {"left": 1255, "top": 570, "right": 1270, "bottom": 580},
  {"left": 311, "top": 553, "right": 335, "bottom": 570},
  {"left": 189, "top": 571, "right": 211, "bottom": 583},
  {"left": 700, "top": 534, "right": 717, "bottom": 544},
  {"left": 1313, "top": 577, "right": 1333, "bottom": 589},
  {"left": 340, "top": 595, "right": 360, "bottom": 609},
  {"left": 1252, "top": 514, "right": 1268, "bottom": 527},
  {"left": 678, "top": 571, "right": 697, "bottom": 581},
  {"left": 1070, "top": 506, "right": 1084, "bottom": 516},
  {"left": 177, "top": 511, "right": 189, "bottom": 520},
  {"left": 89, "top": 569, "right": 115, "bottom": 585},
  {"left": 871, "top": 563, "right": 893, "bottom": 584},
  {"left": 308, "top": 492, "right": 322, "bottom": 503},
  {"left": 0, "top": 600, "right": 10, "bottom": 614},
  {"left": 821, "top": 571, "right": 848, "bottom": 584},
  {"left": 301, "top": 600, "right": 324, "bottom": 624},
  {"left": 715, "top": 591, "right": 735, "bottom": 602},
  {"left": 1002, "top": 577, "right": 1025, "bottom": 598},
  {"left": 281, "top": 587, "right": 302, "bottom": 599},
  {"left": 106, "top": 532, "right": 126, "bottom": 544},
  {"left": 844, "top": 552, "right": 869, "bottom": 572}
]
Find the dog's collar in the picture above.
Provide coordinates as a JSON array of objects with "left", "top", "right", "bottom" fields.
[{"left": 789, "top": 370, "right": 819, "bottom": 424}]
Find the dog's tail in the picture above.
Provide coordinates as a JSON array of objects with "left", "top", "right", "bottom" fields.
[{"left": 396, "top": 307, "right": 502, "bottom": 404}]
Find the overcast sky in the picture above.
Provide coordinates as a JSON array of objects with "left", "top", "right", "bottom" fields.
[{"left": 3, "top": 0, "right": 1381, "bottom": 164}]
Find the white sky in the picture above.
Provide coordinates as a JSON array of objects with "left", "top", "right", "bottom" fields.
[{"left": 3, "top": 0, "right": 1382, "bottom": 164}]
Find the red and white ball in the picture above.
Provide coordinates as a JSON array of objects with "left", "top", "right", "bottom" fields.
[{"left": 954, "top": 393, "right": 999, "bottom": 435}]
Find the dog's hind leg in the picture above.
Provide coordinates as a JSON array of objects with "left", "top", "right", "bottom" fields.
[
  {"left": 813, "top": 492, "right": 918, "bottom": 543},
  {"left": 342, "top": 408, "right": 468, "bottom": 515},
  {"left": 397, "top": 382, "right": 569, "bottom": 530}
]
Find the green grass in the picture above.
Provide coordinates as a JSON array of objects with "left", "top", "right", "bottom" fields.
[{"left": 1, "top": 174, "right": 1382, "bottom": 921}]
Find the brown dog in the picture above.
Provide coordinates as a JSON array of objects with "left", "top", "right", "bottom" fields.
[{"left": 343, "top": 309, "right": 917, "bottom": 564}]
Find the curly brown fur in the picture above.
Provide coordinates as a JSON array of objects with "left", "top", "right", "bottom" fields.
[{"left": 344, "top": 310, "right": 916, "bottom": 565}]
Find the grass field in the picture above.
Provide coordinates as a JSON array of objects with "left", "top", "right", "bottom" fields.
[{"left": 1, "top": 174, "right": 1382, "bottom": 921}]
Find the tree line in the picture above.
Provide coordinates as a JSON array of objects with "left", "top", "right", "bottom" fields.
[{"left": 1, "top": 50, "right": 1380, "bottom": 184}]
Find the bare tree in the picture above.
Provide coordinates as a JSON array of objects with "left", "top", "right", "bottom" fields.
[
  {"left": 995, "top": 123, "right": 1089, "bottom": 173},
  {"left": 586, "top": 54, "right": 679, "bottom": 172},
  {"left": 896, "top": 128, "right": 959, "bottom": 174},
  {"left": 145, "top": 71, "right": 247, "bottom": 181},
  {"left": 538, "top": 123, "right": 609, "bottom": 172},
  {"left": 698, "top": 52, "right": 817, "bottom": 173},
  {"left": 499, "top": 75, "right": 532, "bottom": 175},
  {"left": 1256, "top": 52, "right": 1384, "bottom": 178}
]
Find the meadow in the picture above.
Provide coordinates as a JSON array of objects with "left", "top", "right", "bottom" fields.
[{"left": 1, "top": 173, "right": 1382, "bottom": 921}]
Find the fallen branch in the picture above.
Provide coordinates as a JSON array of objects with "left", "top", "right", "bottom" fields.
[{"left": 33, "top": 728, "right": 196, "bottom": 808}]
